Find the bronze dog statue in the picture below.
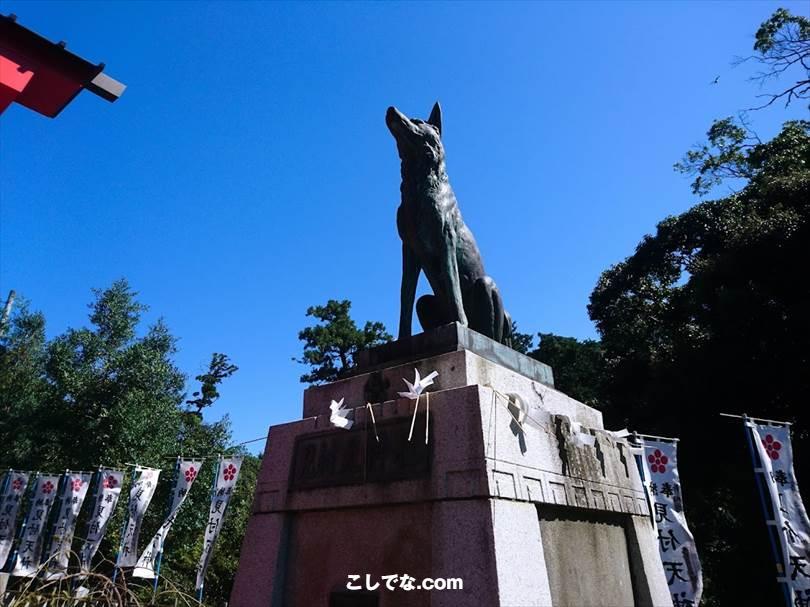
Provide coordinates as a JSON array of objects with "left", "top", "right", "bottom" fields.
[{"left": 386, "top": 102, "right": 512, "bottom": 345}]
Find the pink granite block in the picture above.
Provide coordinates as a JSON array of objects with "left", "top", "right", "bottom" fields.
[
  {"left": 283, "top": 503, "right": 433, "bottom": 607},
  {"left": 229, "top": 512, "right": 287, "bottom": 607},
  {"left": 430, "top": 499, "right": 499, "bottom": 607}
]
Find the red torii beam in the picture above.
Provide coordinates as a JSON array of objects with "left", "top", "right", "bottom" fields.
[{"left": 0, "top": 13, "right": 124, "bottom": 118}]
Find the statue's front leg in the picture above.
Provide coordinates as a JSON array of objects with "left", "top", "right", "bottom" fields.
[
  {"left": 442, "top": 243, "right": 468, "bottom": 327},
  {"left": 399, "top": 243, "right": 421, "bottom": 339}
]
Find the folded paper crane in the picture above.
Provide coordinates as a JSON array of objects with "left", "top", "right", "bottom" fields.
[
  {"left": 329, "top": 398, "right": 354, "bottom": 430},
  {"left": 399, "top": 369, "right": 439, "bottom": 443},
  {"left": 398, "top": 369, "right": 439, "bottom": 400}
]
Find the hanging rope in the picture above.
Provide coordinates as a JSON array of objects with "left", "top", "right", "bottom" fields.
[{"left": 366, "top": 402, "right": 380, "bottom": 443}]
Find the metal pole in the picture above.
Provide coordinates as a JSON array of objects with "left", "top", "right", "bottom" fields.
[
  {"left": 739, "top": 414, "right": 792, "bottom": 607},
  {"left": 0, "top": 290, "right": 15, "bottom": 338},
  {"left": 633, "top": 432, "right": 680, "bottom": 443},
  {"left": 720, "top": 411, "right": 792, "bottom": 426}
]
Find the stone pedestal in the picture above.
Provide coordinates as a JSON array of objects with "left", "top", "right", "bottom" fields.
[{"left": 230, "top": 324, "right": 672, "bottom": 607}]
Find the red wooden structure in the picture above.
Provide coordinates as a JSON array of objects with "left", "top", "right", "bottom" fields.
[{"left": 0, "top": 13, "right": 124, "bottom": 118}]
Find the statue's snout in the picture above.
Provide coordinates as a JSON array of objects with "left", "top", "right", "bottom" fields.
[
  {"left": 386, "top": 106, "right": 408, "bottom": 135},
  {"left": 386, "top": 106, "right": 403, "bottom": 124}
]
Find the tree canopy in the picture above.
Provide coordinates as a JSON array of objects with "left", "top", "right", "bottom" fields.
[
  {"left": 296, "top": 299, "right": 391, "bottom": 384},
  {"left": 747, "top": 7, "right": 810, "bottom": 109},
  {"left": 0, "top": 280, "right": 258, "bottom": 605},
  {"left": 508, "top": 321, "right": 535, "bottom": 355},
  {"left": 591, "top": 120, "right": 809, "bottom": 429},
  {"left": 586, "top": 11, "right": 810, "bottom": 601},
  {"left": 186, "top": 353, "right": 239, "bottom": 415},
  {"left": 529, "top": 334, "right": 604, "bottom": 409}
]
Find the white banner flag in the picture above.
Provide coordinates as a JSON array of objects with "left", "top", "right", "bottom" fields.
[
  {"left": 79, "top": 469, "right": 124, "bottom": 572},
  {"left": 43, "top": 472, "right": 92, "bottom": 579},
  {"left": 195, "top": 456, "right": 242, "bottom": 592},
  {"left": 116, "top": 466, "right": 160, "bottom": 568},
  {"left": 642, "top": 439, "right": 703, "bottom": 606},
  {"left": 0, "top": 471, "right": 30, "bottom": 569},
  {"left": 11, "top": 474, "right": 60, "bottom": 577},
  {"left": 133, "top": 459, "right": 203, "bottom": 579},
  {"left": 746, "top": 420, "right": 810, "bottom": 604}
]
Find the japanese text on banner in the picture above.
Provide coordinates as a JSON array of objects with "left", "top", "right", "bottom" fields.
[
  {"left": 0, "top": 471, "right": 30, "bottom": 569},
  {"left": 11, "top": 474, "right": 60, "bottom": 577},
  {"left": 79, "top": 469, "right": 124, "bottom": 572},
  {"left": 43, "top": 471, "right": 92, "bottom": 579},
  {"left": 747, "top": 421, "right": 810, "bottom": 605},
  {"left": 117, "top": 466, "right": 160, "bottom": 568},
  {"left": 195, "top": 456, "right": 242, "bottom": 592},
  {"left": 133, "top": 459, "right": 203, "bottom": 579},
  {"left": 643, "top": 439, "right": 703, "bottom": 606}
]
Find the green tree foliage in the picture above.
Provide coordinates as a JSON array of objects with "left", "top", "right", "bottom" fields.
[
  {"left": 675, "top": 7, "right": 808, "bottom": 195},
  {"left": 296, "top": 299, "right": 391, "bottom": 384},
  {"left": 0, "top": 298, "right": 47, "bottom": 465},
  {"left": 0, "top": 280, "right": 185, "bottom": 469},
  {"left": 508, "top": 321, "right": 535, "bottom": 354},
  {"left": 0, "top": 280, "right": 258, "bottom": 605},
  {"left": 186, "top": 353, "right": 239, "bottom": 415},
  {"left": 748, "top": 8, "right": 810, "bottom": 109},
  {"left": 593, "top": 118, "right": 809, "bottom": 422},
  {"left": 588, "top": 73, "right": 810, "bottom": 607},
  {"left": 529, "top": 334, "right": 604, "bottom": 408},
  {"left": 675, "top": 117, "right": 809, "bottom": 196}
]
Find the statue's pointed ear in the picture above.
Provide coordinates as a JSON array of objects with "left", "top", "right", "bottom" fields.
[{"left": 427, "top": 102, "right": 442, "bottom": 135}]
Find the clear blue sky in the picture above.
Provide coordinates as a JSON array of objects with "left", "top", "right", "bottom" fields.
[{"left": 1, "top": 1, "right": 806, "bottom": 450}]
